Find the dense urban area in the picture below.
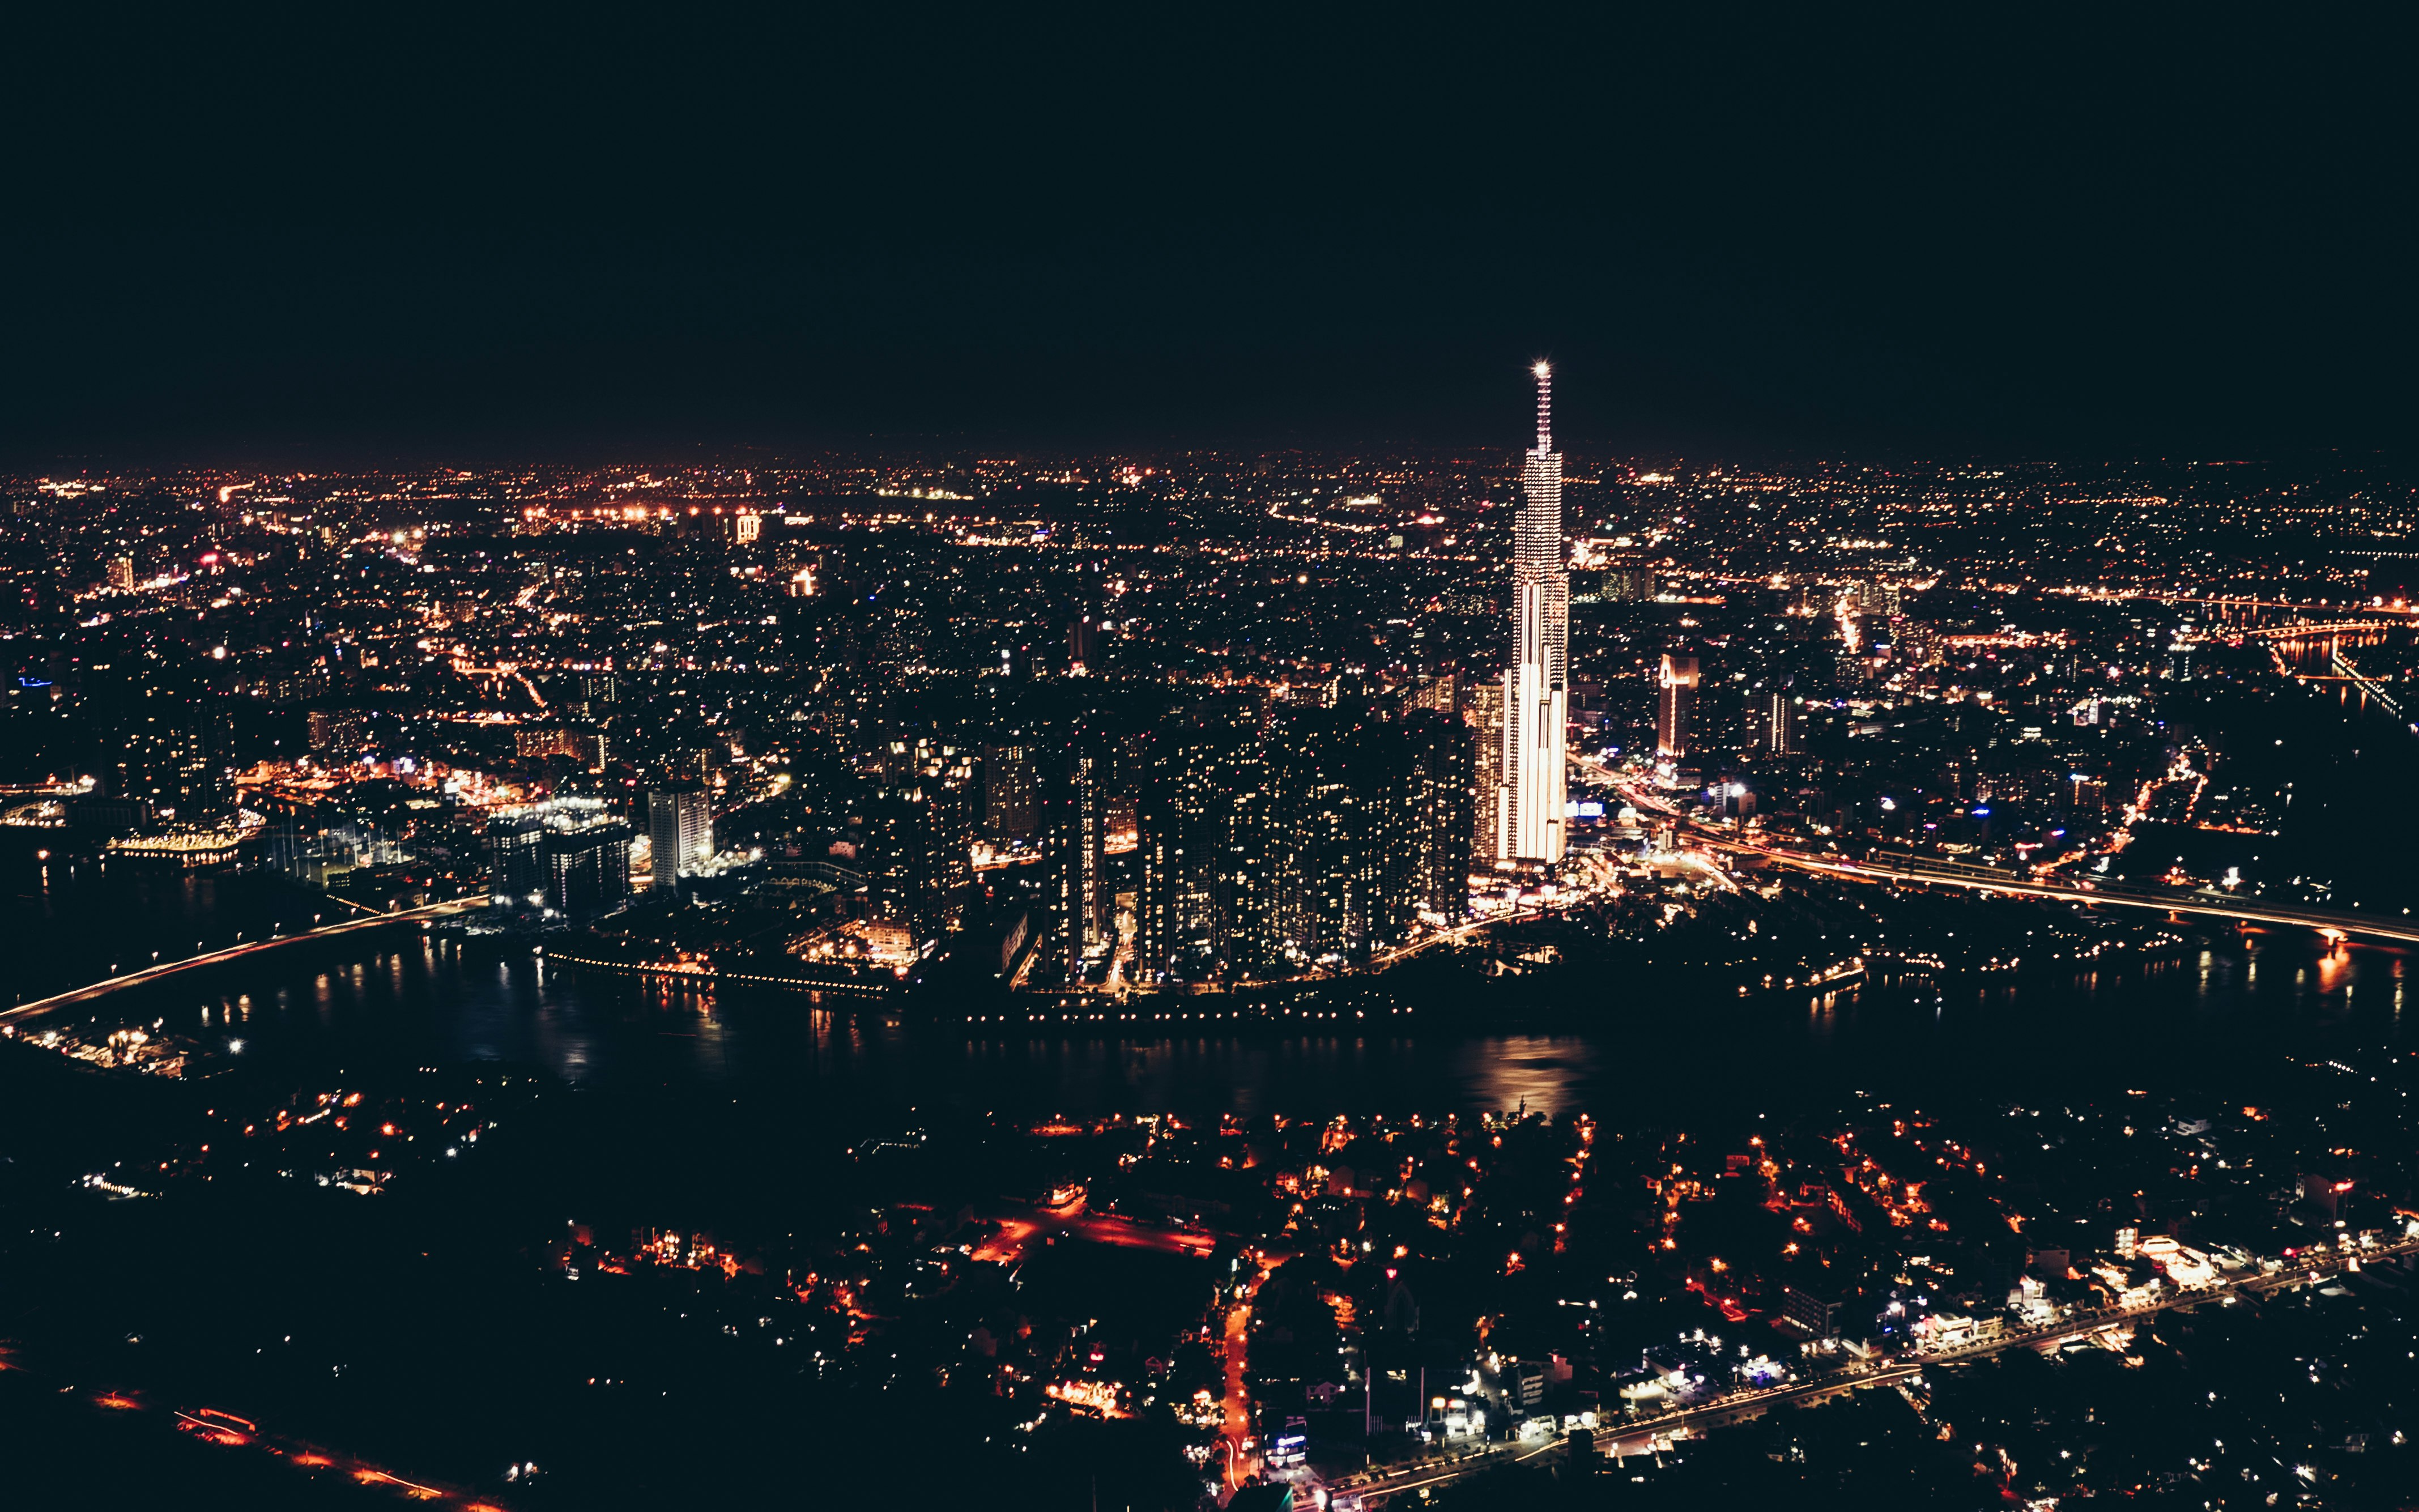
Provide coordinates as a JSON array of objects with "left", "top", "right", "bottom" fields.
[{"left": 6, "top": 441, "right": 2419, "bottom": 1509}]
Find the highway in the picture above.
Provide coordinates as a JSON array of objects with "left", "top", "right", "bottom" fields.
[
  {"left": 1, "top": 895, "right": 487, "bottom": 1026},
  {"left": 1581, "top": 754, "right": 2419, "bottom": 947},
  {"left": 0, "top": 1346, "right": 513, "bottom": 1510},
  {"left": 1362, "top": 906, "right": 1544, "bottom": 970},
  {"left": 1610, "top": 1237, "right": 2419, "bottom": 1445},
  {"left": 1325, "top": 1238, "right": 2414, "bottom": 1506},
  {"left": 1701, "top": 838, "right": 2419, "bottom": 947}
]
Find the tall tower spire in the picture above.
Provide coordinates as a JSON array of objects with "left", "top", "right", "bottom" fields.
[{"left": 1498, "top": 362, "right": 1570, "bottom": 866}]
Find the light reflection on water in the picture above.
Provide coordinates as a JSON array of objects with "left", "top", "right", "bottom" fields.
[{"left": 56, "top": 930, "right": 2419, "bottom": 1121}]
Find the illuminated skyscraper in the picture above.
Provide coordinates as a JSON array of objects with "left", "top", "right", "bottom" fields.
[
  {"left": 1656, "top": 654, "right": 1700, "bottom": 759},
  {"left": 1752, "top": 687, "right": 1795, "bottom": 756},
  {"left": 647, "top": 781, "right": 714, "bottom": 892},
  {"left": 1043, "top": 738, "right": 1112, "bottom": 973},
  {"left": 1497, "top": 363, "right": 1568, "bottom": 864}
]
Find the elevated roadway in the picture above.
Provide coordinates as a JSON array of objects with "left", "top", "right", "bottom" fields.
[
  {"left": 1588, "top": 747, "right": 2419, "bottom": 945},
  {"left": 2, "top": 896, "right": 487, "bottom": 1026},
  {"left": 1704, "top": 840, "right": 2419, "bottom": 947}
]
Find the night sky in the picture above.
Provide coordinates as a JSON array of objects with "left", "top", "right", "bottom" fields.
[{"left": 5, "top": 10, "right": 2413, "bottom": 463}]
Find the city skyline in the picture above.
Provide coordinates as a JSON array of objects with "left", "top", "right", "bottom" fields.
[
  {"left": 7, "top": 10, "right": 2419, "bottom": 1510},
  {"left": 9, "top": 415, "right": 2419, "bottom": 1512}
]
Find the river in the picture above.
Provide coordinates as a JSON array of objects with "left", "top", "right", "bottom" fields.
[{"left": 25, "top": 907, "right": 2413, "bottom": 1123}]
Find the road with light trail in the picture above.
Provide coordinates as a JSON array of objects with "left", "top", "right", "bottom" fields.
[
  {"left": 1330, "top": 1238, "right": 2416, "bottom": 1505},
  {"left": 2, "top": 896, "right": 487, "bottom": 1025}
]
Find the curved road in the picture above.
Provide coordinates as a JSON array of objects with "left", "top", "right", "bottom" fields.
[
  {"left": 1583, "top": 757, "right": 2419, "bottom": 947},
  {"left": 1707, "top": 841, "right": 2419, "bottom": 947},
  {"left": 2, "top": 896, "right": 487, "bottom": 1027}
]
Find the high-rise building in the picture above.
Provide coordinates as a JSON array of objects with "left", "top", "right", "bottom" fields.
[
  {"left": 516, "top": 724, "right": 607, "bottom": 772},
  {"left": 1138, "top": 700, "right": 1281, "bottom": 978},
  {"left": 1042, "top": 739, "right": 1112, "bottom": 973},
  {"left": 861, "top": 786, "right": 965, "bottom": 942},
  {"left": 1403, "top": 708, "right": 1475, "bottom": 922},
  {"left": 1656, "top": 654, "right": 1700, "bottom": 760},
  {"left": 1468, "top": 677, "right": 1505, "bottom": 863},
  {"left": 1137, "top": 726, "right": 1233, "bottom": 978},
  {"left": 488, "top": 807, "right": 631, "bottom": 921},
  {"left": 108, "top": 557, "right": 137, "bottom": 592},
  {"left": 1265, "top": 710, "right": 1402, "bottom": 962},
  {"left": 1409, "top": 671, "right": 1457, "bottom": 717},
  {"left": 982, "top": 742, "right": 1040, "bottom": 840},
  {"left": 1131, "top": 700, "right": 1470, "bottom": 978},
  {"left": 547, "top": 822, "right": 633, "bottom": 919},
  {"left": 1753, "top": 689, "right": 1796, "bottom": 756},
  {"left": 1067, "top": 612, "right": 1101, "bottom": 675},
  {"left": 1602, "top": 552, "right": 1655, "bottom": 603},
  {"left": 1895, "top": 619, "right": 1941, "bottom": 668},
  {"left": 1132, "top": 744, "right": 1179, "bottom": 973},
  {"left": 306, "top": 706, "right": 365, "bottom": 762},
  {"left": 96, "top": 667, "right": 233, "bottom": 817},
  {"left": 487, "top": 817, "right": 548, "bottom": 905},
  {"left": 1496, "top": 364, "right": 1568, "bottom": 864},
  {"left": 646, "top": 781, "right": 713, "bottom": 893}
]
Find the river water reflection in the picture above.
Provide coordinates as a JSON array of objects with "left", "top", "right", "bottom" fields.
[{"left": 64, "top": 923, "right": 2413, "bottom": 1124}]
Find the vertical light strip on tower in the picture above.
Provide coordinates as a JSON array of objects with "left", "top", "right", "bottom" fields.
[{"left": 1498, "top": 362, "right": 1568, "bottom": 864}]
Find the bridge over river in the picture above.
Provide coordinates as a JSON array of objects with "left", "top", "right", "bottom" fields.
[{"left": 1, "top": 897, "right": 487, "bottom": 1027}]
